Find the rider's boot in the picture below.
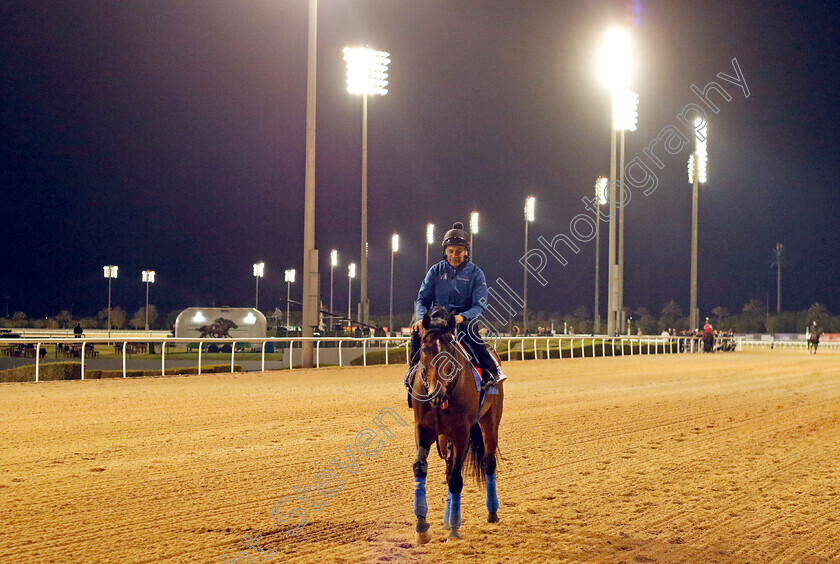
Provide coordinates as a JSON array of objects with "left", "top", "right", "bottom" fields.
[{"left": 480, "top": 367, "right": 499, "bottom": 390}]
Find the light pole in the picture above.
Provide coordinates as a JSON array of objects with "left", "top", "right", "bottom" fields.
[
  {"left": 347, "top": 262, "right": 356, "bottom": 324},
  {"left": 330, "top": 250, "right": 338, "bottom": 326},
  {"left": 470, "top": 211, "right": 479, "bottom": 261},
  {"left": 600, "top": 28, "right": 631, "bottom": 336},
  {"left": 301, "top": 0, "right": 319, "bottom": 367},
  {"left": 594, "top": 177, "right": 607, "bottom": 334},
  {"left": 389, "top": 233, "right": 399, "bottom": 335},
  {"left": 252, "top": 262, "right": 265, "bottom": 310},
  {"left": 688, "top": 117, "right": 707, "bottom": 330},
  {"left": 773, "top": 243, "right": 784, "bottom": 312},
  {"left": 523, "top": 197, "right": 535, "bottom": 334},
  {"left": 103, "top": 265, "right": 118, "bottom": 338},
  {"left": 285, "top": 269, "right": 296, "bottom": 328},
  {"left": 425, "top": 223, "right": 434, "bottom": 273},
  {"left": 344, "top": 46, "right": 390, "bottom": 325},
  {"left": 141, "top": 269, "right": 156, "bottom": 330}
]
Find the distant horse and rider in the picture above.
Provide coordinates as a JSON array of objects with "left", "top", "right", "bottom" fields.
[
  {"left": 808, "top": 327, "right": 822, "bottom": 354},
  {"left": 407, "top": 307, "right": 504, "bottom": 543},
  {"left": 197, "top": 318, "right": 238, "bottom": 338}
]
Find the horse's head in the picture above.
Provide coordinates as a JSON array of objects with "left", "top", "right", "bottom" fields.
[{"left": 417, "top": 308, "right": 459, "bottom": 408}]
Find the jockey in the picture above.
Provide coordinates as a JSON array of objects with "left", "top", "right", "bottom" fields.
[{"left": 409, "top": 222, "right": 504, "bottom": 390}]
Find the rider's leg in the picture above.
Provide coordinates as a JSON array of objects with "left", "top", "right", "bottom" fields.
[{"left": 458, "top": 322, "right": 499, "bottom": 387}]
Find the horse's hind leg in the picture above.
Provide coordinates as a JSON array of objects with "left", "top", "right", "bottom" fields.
[{"left": 413, "top": 425, "right": 435, "bottom": 545}]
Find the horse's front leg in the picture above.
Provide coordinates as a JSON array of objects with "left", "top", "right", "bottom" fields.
[
  {"left": 446, "top": 429, "right": 469, "bottom": 541},
  {"left": 480, "top": 413, "right": 500, "bottom": 524},
  {"left": 442, "top": 438, "right": 453, "bottom": 530},
  {"left": 413, "top": 425, "right": 435, "bottom": 545}
]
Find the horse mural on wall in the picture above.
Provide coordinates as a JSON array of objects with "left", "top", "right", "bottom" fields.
[{"left": 197, "top": 318, "right": 239, "bottom": 338}]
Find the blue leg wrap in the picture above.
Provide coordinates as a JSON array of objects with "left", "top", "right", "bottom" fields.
[
  {"left": 486, "top": 473, "right": 499, "bottom": 513},
  {"left": 443, "top": 490, "right": 452, "bottom": 525},
  {"left": 414, "top": 478, "right": 427, "bottom": 518},
  {"left": 449, "top": 492, "right": 462, "bottom": 529}
]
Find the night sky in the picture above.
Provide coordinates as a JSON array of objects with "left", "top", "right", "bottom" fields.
[{"left": 2, "top": 1, "right": 839, "bottom": 321}]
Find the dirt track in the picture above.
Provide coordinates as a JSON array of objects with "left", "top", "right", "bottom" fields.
[{"left": 1, "top": 350, "right": 839, "bottom": 563}]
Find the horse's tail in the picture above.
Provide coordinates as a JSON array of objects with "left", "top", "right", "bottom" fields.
[{"left": 466, "top": 422, "right": 486, "bottom": 486}]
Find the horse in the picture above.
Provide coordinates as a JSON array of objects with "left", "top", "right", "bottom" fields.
[
  {"left": 702, "top": 331, "right": 715, "bottom": 353},
  {"left": 197, "top": 325, "right": 216, "bottom": 338},
  {"left": 409, "top": 307, "right": 504, "bottom": 543},
  {"left": 213, "top": 318, "right": 238, "bottom": 338},
  {"left": 808, "top": 329, "right": 822, "bottom": 354},
  {"left": 196, "top": 318, "right": 239, "bottom": 338}
]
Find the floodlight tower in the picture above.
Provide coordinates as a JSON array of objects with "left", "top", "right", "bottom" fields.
[
  {"left": 343, "top": 46, "right": 390, "bottom": 325},
  {"left": 523, "top": 197, "right": 536, "bottom": 334},
  {"left": 347, "top": 262, "right": 356, "bottom": 322},
  {"left": 594, "top": 177, "right": 608, "bottom": 333},
  {"left": 599, "top": 28, "right": 631, "bottom": 336},
  {"left": 425, "top": 223, "right": 434, "bottom": 273},
  {"left": 285, "top": 269, "right": 296, "bottom": 328},
  {"left": 688, "top": 117, "right": 708, "bottom": 330},
  {"left": 103, "top": 265, "right": 118, "bottom": 338},
  {"left": 615, "top": 87, "right": 639, "bottom": 329},
  {"left": 470, "top": 211, "right": 479, "bottom": 261},
  {"left": 389, "top": 234, "right": 399, "bottom": 334},
  {"left": 252, "top": 262, "right": 264, "bottom": 309},
  {"left": 330, "top": 250, "right": 338, "bottom": 324},
  {"left": 142, "top": 269, "right": 156, "bottom": 330}
]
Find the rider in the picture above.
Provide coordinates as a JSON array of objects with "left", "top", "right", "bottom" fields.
[{"left": 409, "top": 222, "right": 503, "bottom": 390}]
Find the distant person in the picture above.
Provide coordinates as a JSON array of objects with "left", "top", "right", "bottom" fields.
[{"left": 73, "top": 323, "right": 83, "bottom": 338}]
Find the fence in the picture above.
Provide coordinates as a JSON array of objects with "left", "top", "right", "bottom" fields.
[
  {"left": 0, "top": 334, "right": 739, "bottom": 383},
  {"left": 737, "top": 339, "right": 840, "bottom": 352}
]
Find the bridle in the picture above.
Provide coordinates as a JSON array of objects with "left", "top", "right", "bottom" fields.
[{"left": 417, "top": 331, "right": 461, "bottom": 408}]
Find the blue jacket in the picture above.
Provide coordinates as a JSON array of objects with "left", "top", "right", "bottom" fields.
[{"left": 415, "top": 260, "right": 488, "bottom": 321}]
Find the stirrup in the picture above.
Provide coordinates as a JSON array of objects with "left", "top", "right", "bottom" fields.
[{"left": 480, "top": 371, "right": 498, "bottom": 391}]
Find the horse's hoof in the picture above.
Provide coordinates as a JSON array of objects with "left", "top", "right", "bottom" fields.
[
  {"left": 415, "top": 530, "right": 432, "bottom": 545},
  {"left": 487, "top": 512, "right": 499, "bottom": 523},
  {"left": 447, "top": 529, "right": 461, "bottom": 541}
]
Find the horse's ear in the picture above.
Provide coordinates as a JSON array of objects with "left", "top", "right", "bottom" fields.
[
  {"left": 446, "top": 311, "right": 456, "bottom": 332},
  {"left": 422, "top": 312, "right": 431, "bottom": 330}
]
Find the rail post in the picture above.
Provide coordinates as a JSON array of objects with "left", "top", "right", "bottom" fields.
[
  {"left": 230, "top": 341, "right": 235, "bottom": 374},
  {"left": 35, "top": 343, "right": 41, "bottom": 382}
]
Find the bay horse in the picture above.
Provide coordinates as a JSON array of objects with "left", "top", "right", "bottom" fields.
[
  {"left": 808, "top": 329, "right": 822, "bottom": 354},
  {"left": 409, "top": 307, "right": 504, "bottom": 543}
]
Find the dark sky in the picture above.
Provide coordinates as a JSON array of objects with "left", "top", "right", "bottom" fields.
[{"left": 2, "top": 0, "right": 839, "bottom": 320}]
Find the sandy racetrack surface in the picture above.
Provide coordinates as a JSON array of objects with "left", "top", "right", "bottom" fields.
[{"left": 2, "top": 350, "right": 840, "bottom": 563}]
